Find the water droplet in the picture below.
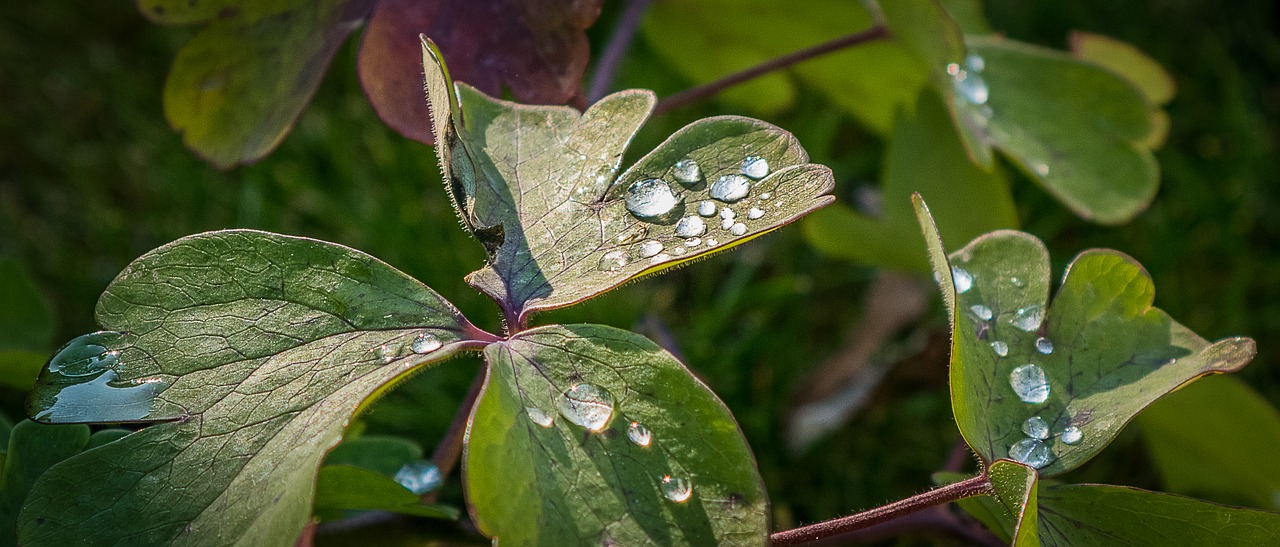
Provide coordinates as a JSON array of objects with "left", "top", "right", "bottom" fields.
[
  {"left": 378, "top": 344, "right": 398, "bottom": 364},
  {"left": 1060, "top": 426, "right": 1083, "bottom": 445},
  {"left": 411, "top": 332, "right": 442, "bottom": 354},
  {"left": 730, "top": 223, "right": 747, "bottom": 236},
  {"left": 720, "top": 207, "right": 735, "bottom": 220},
  {"left": 651, "top": 253, "right": 670, "bottom": 262},
  {"left": 1008, "top": 438, "right": 1053, "bottom": 468},
  {"left": 31, "top": 367, "right": 164, "bottom": 423},
  {"left": 685, "top": 238, "right": 701, "bottom": 247},
  {"left": 558, "top": 383, "right": 614, "bottom": 432},
  {"left": 625, "top": 178, "right": 679, "bottom": 219},
  {"left": 740, "top": 156, "right": 769, "bottom": 179},
  {"left": 598, "top": 249, "right": 628, "bottom": 272},
  {"left": 1035, "top": 337, "right": 1054, "bottom": 354},
  {"left": 675, "top": 216, "right": 706, "bottom": 238},
  {"left": 951, "top": 67, "right": 989, "bottom": 105},
  {"left": 721, "top": 217, "right": 734, "bottom": 230},
  {"left": 616, "top": 224, "right": 648, "bottom": 245},
  {"left": 965, "top": 53, "right": 985, "bottom": 72},
  {"left": 639, "top": 240, "right": 663, "bottom": 258},
  {"left": 1022, "top": 416, "right": 1050, "bottom": 440},
  {"left": 672, "top": 158, "right": 702, "bottom": 184},
  {"left": 697, "top": 201, "right": 717, "bottom": 217},
  {"left": 48, "top": 332, "right": 121, "bottom": 377},
  {"left": 709, "top": 174, "right": 751, "bottom": 203},
  {"left": 1009, "top": 276, "right": 1025, "bottom": 287},
  {"left": 705, "top": 238, "right": 718, "bottom": 246},
  {"left": 527, "top": 407, "right": 554, "bottom": 428},
  {"left": 1033, "top": 162, "right": 1050, "bottom": 176},
  {"left": 747, "top": 207, "right": 764, "bottom": 220},
  {"left": 991, "top": 341, "right": 1009, "bottom": 357},
  {"left": 671, "top": 246, "right": 686, "bottom": 256},
  {"left": 394, "top": 460, "right": 443, "bottom": 495},
  {"left": 1011, "top": 305, "right": 1044, "bottom": 332},
  {"left": 970, "top": 304, "right": 993, "bottom": 321},
  {"left": 627, "top": 421, "right": 652, "bottom": 447},
  {"left": 951, "top": 266, "right": 973, "bottom": 293},
  {"left": 661, "top": 475, "right": 692, "bottom": 502},
  {"left": 760, "top": 192, "right": 772, "bottom": 199},
  {"left": 1009, "top": 364, "right": 1050, "bottom": 404}
]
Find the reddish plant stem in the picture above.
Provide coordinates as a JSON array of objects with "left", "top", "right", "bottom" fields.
[
  {"left": 586, "top": 0, "right": 656, "bottom": 103},
  {"left": 770, "top": 473, "right": 993, "bottom": 546},
  {"left": 653, "top": 25, "right": 890, "bottom": 115},
  {"left": 422, "top": 365, "right": 488, "bottom": 503}
]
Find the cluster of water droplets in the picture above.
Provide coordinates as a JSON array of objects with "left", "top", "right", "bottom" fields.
[
  {"left": 394, "top": 460, "right": 443, "bottom": 495},
  {"left": 377, "top": 331, "right": 443, "bottom": 364}
]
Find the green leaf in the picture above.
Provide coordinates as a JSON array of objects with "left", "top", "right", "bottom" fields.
[
  {"left": 0, "top": 259, "right": 55, "bottom": 351},
  {"left": 423, "top": 39, "right": 834, "bottom": 321},
  {"left": 0, "top": 421, "right": 90, "bottom": 545},
  {"left": 880, "top": 0, "right": 966, "bottom": 94},
  {"left": 913, "top": 197, "right": 1256, "bottom": 476},
  {"left": 1138, "top": 375, "right": 1280, "bottom": 510},
  {"left": 804, "top": 90, "right": 1016, "bottom": 271},
  {"left": 1069, "top": 31, "right": 1176, "bottom": 106},
  {"left": 988, "top": 460, "right": 1038, "bottom": 546},
  {"left": 314, "top": 465, "right": 458, "bottom": 520},
  {"left": 324, "top": 435, "right": 423, "bottom": 476},
  {"left": 19, "top": 230, "right": 484, "bottom": 546},
  {"left": 466, "top": 324, "right": 767, "bottom": 545}
]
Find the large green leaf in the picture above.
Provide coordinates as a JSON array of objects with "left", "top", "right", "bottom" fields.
[
  {"left": 19, "top": 230, "right": 487, "bottom": 546},
  {"left": 803, "top": 90, "right": 1016, "bottom": 271},
  {"left": 987, "top": 460, "right": 1038, "bottom": 546},
  {"left": 913, "top": 196, "right": 1256, "bottom": 476},
  {"left": 466, "top": 324, "right": 767, "bottom": 545},
  {"left": 0, "top": 421, "right": 90, "bottom": 546},
  {"left": 422, "top": 39, "right": 834, "bottom": 322}
]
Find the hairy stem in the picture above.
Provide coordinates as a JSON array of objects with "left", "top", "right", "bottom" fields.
[
  {"left": 653, "top": 25, "right": 889, "bottom": 114},
  {"left": 770, "top": 473, "right": 993, "bottom": 546},
  {"left": 422, "top": 365, "right": 488, "bottom": 503},
  {"left": 586, "top": 0, "right": 655, "bottom": 103}
]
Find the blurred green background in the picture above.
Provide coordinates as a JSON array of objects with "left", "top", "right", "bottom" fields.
[{"left": 1, "top": 0, "right": 1277, "bottom": 542}]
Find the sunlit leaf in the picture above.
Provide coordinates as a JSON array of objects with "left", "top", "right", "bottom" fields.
[
  {"left": 988, "top": 460, "right": 1038, "bottom": 546},
  {"left": 18, "top": 230, "right": 485, "bottom": 546},
  {"left": 1070, "top": 30, "right": 1176, "bottom": 148},
  {"left": 466, "top": 324, "right": 767, "bottom": 545}
]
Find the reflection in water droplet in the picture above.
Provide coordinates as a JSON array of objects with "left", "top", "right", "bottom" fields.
[
  {"left": 1010, "top": 364, "right": 1050, "bottom": 404},
  {"left": 1060, "top": 426, "right": 1083, "bottom": 445},
  {"left": 740, "top": 156, "right": 769, "bottom": 179},
  {"left": 747, "top": 207, "right": 764, "bottom": 220},
  {"left": 394, "top": 460, "right": 443, "bottom": 495},
  {"left": 991, "top": 341, "right": 1009, "bottom": 357},
  {"left": 1011, "top": 305, "right": 1044, "bottom": 332},
  {"left": 710, "top": 174, "right": 751, "bottom": 203},
  {"left": 558, "top": 384, "right": 614, "bottom": 432},
  {"left": 598, "top": 250, "right": 629, "bottom": 272},
  {"left": 685, "top": 238, "right": 701, "bottom": 247},
  {"left": 639, "top": 241, "right": 663, "bottom": 258},
  {"left": 1035, "top": 337, "right": 1054, "bottom": 354},
  {"left": 32, "top": 367, "right": 164, "bottom": 424},
  {"left": 48, "top": 332, "right": 122, "bottom": 377},
  {"left": 698, "top": 201, "right": 717, "bottom": 217},
  {"left": 616, "top": 224, "right": 648, "bottom": 245},
  {"left": 951, "top": 266, "right": 974, "bottom": 293},
  {"left": 626, "top": 178, "right": 679, "bottom": 219},
  {"left": 672, "top": 158, "right": 702, "bottom": 184},
  {"left": 675, "top": 216, "right": 706, "bottom": 238},
  {"left": 730, "top": 223, "right": 747, "bottom": 236},
  {"left": 1022, "top": 416, "right": 1050, "bottom": 440},
  {"left": 627, "top": 421, "right": 652, "bottom": 447},
  {"left": 1009, "top": 438, "right": 1053, "bottom": 469},
  {"left": 970, "top": 304, "right": 993, "bottom": 321},
  {"left": 527, "top": 407, "right": 554, "bottom": 428},
  {"left": 661, "top": 475, "right": 693, "bottom": 502},
  {"left": 411, "top": 332, "right": 442, "bottom": 354}
]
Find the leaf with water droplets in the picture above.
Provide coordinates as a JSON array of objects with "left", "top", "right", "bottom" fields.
[
  {"left": 0, "top": 421, "right": 90, "bottom": 543},
  {"left": 914, "top": 196, "right": 1257, "bottom": 476},
  {"left": 422, "top": 39, "right": 833, "bottom": 322},
  {"left": 466, "top": 324, "right": 767, "bottom": 545},
  {"left": 18, "top": 230, "right": 485, "bottom": 546}
]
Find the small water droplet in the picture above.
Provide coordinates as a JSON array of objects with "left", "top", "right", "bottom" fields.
[
  {"left": 721, "top": 217, "right": 734, "bottom": 230},
  {"left": 709, "top": 174, "right": 751, "bottom": 203},
  {"left": 671, "top": 246, "right": 686, "bottom": 256},
  {"left": 651, "top": 253, "right": 670, "bottom": 262},
  {"left": 951, "top": 67, "right": 989, "bottom": 105},
  {"left": 1009, "top": 276, "right": 1025, "bottom": 287},
  {"left": 661, "top": 475, "right": 692, "bottom": 502},
  {"left": 639, "top": 240, "right": 663, "bottom": 258},
  {"left": 697, "top": 201, "right": 717, "bottom": 217},
  {"left": 378, "top": 344, "right": 397, "bottom": 364},
  {"left": 730, "top": 223, "right": 747, "bottom": 236},
  {"left": 685, "top": 238, "right": 701, "bottom": 247},
  {"left": 627, "top": 421, "right": 652, "bottom": 447},
  {"left": 760, "top": 192, "right": 772, "bottom": 199},
  {"left": 527, "top": 407, "right": 554, "bottom": 427},
  {"left": 48, "top": 332, "right": 121, "bottom": 377},
  {"left": 1060, "top": 426, "right": 1083, "bottom": 445},
  {"left": 616, "top": 224, "right": 648, "bottom": 245},
  {"left": 626, "top": 178, "right": 679, "bottom": 219},
  {"left": 719, "top": 207, "right": 735, "bottom": 220},
  {"left": 970, "top": 304, "right": 993, "bottom": 321},
  {"left": 558, "top": 384, "right": 614, "bottom": 432},
  {"left": 747, "top": 207, "right": 764, "bottom": 220},
  {"left": 1022, "top": 416, "right": 1050, "bottom": 440},
  {"left": 598, "top": 249, "right": 628, "bottom": 272},
  {"left": 991, "top": 341, "right": 1009, "bottom": 357},
  {"left": 394, "top": 460, "right": 443, "bottom": 495},
  {"left": 951, "top": 266, "right": 974, "bottom": 293},
  {"left": 672, "top": 158, "right": 702, "bottom": 184},
  {"left": 965, "top": 53, "right": 985, "bottom": 72},
  {"left": 1009, "top": 364, "right": 1050, "bottom": 404},
  {"left": 1033, "top": 162, "right": 1050, "bottom": 176},
  {"left": 1035, "top": 337, "right": 1054, "bottom": 354},
  {"left": 411, "top": 332, "right": 442, "bottom": 354},
  {"left": 1011, "top": 305, "right": 1044, "bottom": 332},
  {"left": 740, "top": 156, "right": 769, "bottom": 179},
  {"left": 1008, "top": 438, "right": 1053, "bottom": 468},
  {"left": 705, "top": 238, "right": 718, "bottom": 246},
  {"left": 675, "top": 216, "right": 706, "bottom": 238}
]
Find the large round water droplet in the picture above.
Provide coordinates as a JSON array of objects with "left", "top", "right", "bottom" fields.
[
  {"left": 616, "top": 224, "right": 648, "bottom": 245},
  {"left": 48, "top": 332, "right": 122, "bottom": 377},
  {"left": 991, "top": 341, "right": 1009, "bottom": 357},
  {"left": 639, "top": 240, "right": 663, "bottom": 258},
  {"left": 1009, "top": 364, "right": 1050, "bottom": 404},
  {"left": 729, "top": 222, "right": 747, "bottom": 236},
  {"left": 709, "top": 174, "right": 751, "bottom": 203},
  {"left": 1060, "top": 426, "right": 1083, "bottom": 445},
  {"left": 598, "top": 250, "right": 629, "bottom": 272},
  {"left": 1022, "top": 416, "right": 1050, "bottom": 440},
  {"left": 672, "top": 158, "right": 702, "bottom": 185},
  {"left": 411, "top": 332, "right": 442, "bottom": 354},
  {"left": 1008, "top": 438, "right": 1053, "bottom": 469},
  {"left": 697, "top": 201, "right": 717, "bottom": 217},
  {"left": 740, "top": 156, "right": 769, "bottom": 179},
  {"left": 627, "top": 421, "right": 652, "bottom": 447},
  {"left": 661, "top": 475, "right": 692, "bottom": 502},
  {"left": 951, "top": 266, "right": 973, "bottom": 293},
  {"left": 526, "top": 407, "right": 554, "bottom": 428},
  {"left": 626, "top": 178, "right": 679, "bottom": 219},
  {"left": 1011, "top": 305, "right": 1044, "bottom": 332},
  {"left": 394, "top": 460, "right": 443, "bottom": 495},
  {"left": 1035, "top": 337, "right": 1054, "bottom": 354},
  {"left": 970, "top": 304, "right": 993, "bottom": 321},
  {"left": 675, "top": 216, "right": 706, "bottom": 238},
  {"left": 558, "top": 384, "right": 614, "bottom": 432}
]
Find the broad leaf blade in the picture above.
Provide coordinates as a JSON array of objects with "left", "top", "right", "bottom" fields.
[
  {"left": 423, "top": 40, "right": 834, "bottom": 320},
  {"left": 0, "top": 421, "right": 90, "bottom": 545},
  {"left": 1035, "top": 485, "right": 1280, "bottom": 546},
  {"left": 466, "top": 324, "right": 767, "bottom": 545},
  {"left": 314, "top": 465, "right": 458, "bottom": 520},
  {"left": 1069, "top": 31, "right": 1175, "bottom": 106},
  {"left": 915, "top": 199, "right": 1256, "bottom": 476},
  {"left": 19, "top": 230, "right": 480, "bottom": 546}
]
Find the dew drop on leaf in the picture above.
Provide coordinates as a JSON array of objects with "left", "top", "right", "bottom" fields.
[
  {"left": 1009, "top": 438, "right": 1053, "bottom": 468},
  {"left": 747, "top": 207, "right": 764, "bottom": 220},
  {"left": 674, "top": 216, "right": 706, "bottom": 238},
  {"left": 740, "top": 156, "right": 769, "bottom": 179},
  {"left": 526, "top": 407, "right": 555, "bottom": 428},
  {"left": 729, "top": 223, "right": 747, "bottom": 236},
  {"left": 697, "top": 201, "right": 717, "bottom": 217},
  {"left": 970, "top": 304, "right": 994, "bottom": 321},
  {"left": 1060, "top": 426, "right": 1083, "bottom": 445},
  {"left": 951, "top": 266, "right": 974, "bottom": 293},
  {"left": 1035, "top": 337, "right": 1054, "bottom": 354},
  {"left": 709, "top": 174, "right": 751, "bottom": 203},
  {"left": 627, "top": 421, "right": 652, "bottom": 447},
  {"left": 625, "top": 178, "right": 679, "bottom": 219},
  {"left": 558, "top": 384, "right": 614, "bottom": 432},
  {"left": 1009, "top": 276, "right": 1025, "bottom": 287},
  {"left": 719, "top": 206, "right": 735, "bottom": 220},
  {"left": 394, "top": 460, "right": 443, "bottom": 495},
  {"left": 991, "top": 341, "right": 1009, "bottom": 357},
  {"left": 721, "top": 217, "right": 734, "bottom": 230},
  {"left": 411, "top": 332, "right": 442, "bottom": 354},
  {"left": 684, "top": 238, "right": 701, "bottom": 247},
  {"left": 660, "top": 475, "right": 693, "bottom": 502},
  {"left": 639, "top": 240, "right": 663, "bottom": 258},
  {"left": 1010, "top": 364, "right": 1051, "bottom": 404},
  {"left": 598, "top": 250, "right": 628, "bottom": 272},
  {"left": 672, "top": 158, "right": 702, "bottom": 184},
  {"left": 48, "top": 332, "right": 120, "bottom": 377},
  {"left": 1010, "top": 305, "right": 1045, "bottom": 332},
  {"left": 1022, "top": 416, "right": 1050, "bottom": 440}
]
